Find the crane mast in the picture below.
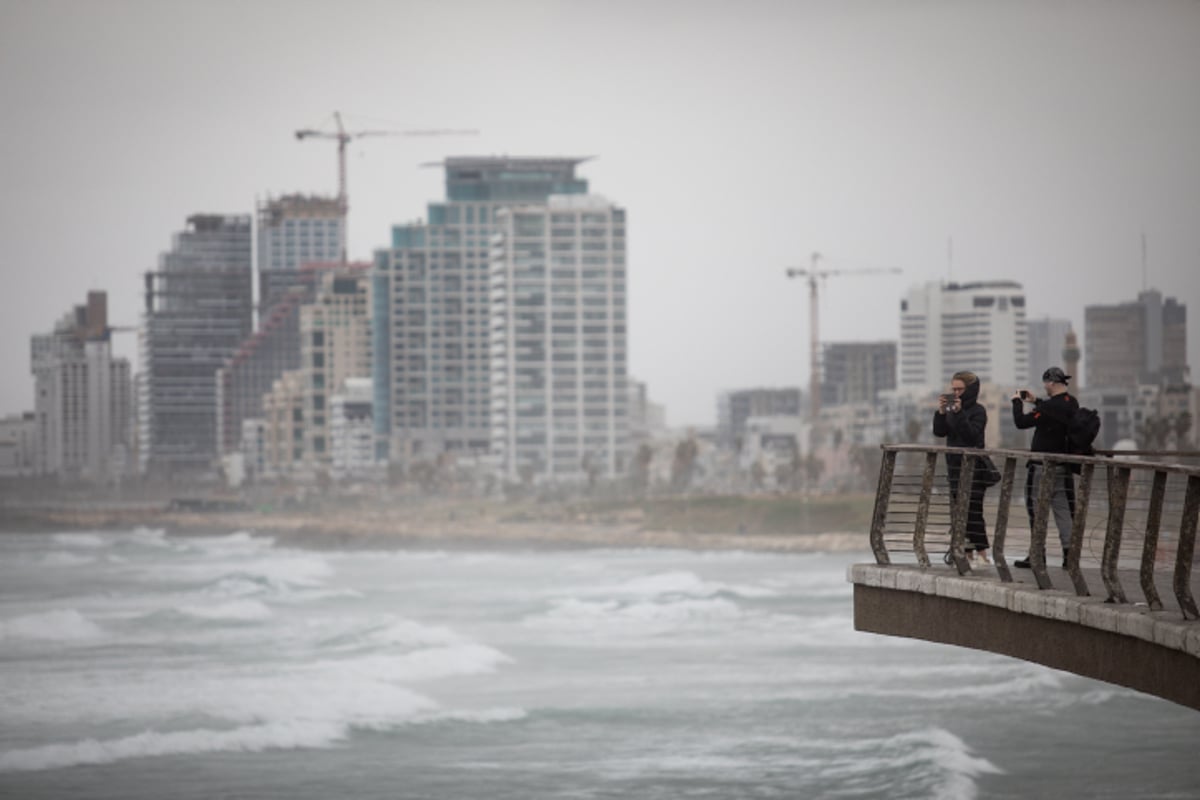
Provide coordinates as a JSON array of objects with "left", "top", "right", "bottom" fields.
[{"left": 786, "top": 252, "right": 902, "bottom": 421}]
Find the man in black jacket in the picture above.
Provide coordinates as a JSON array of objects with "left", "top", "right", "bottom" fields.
[{"left": 1011, "top": 366, "right": 1079, "bottom": 568}]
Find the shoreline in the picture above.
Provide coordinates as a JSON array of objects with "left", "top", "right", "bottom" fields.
[{"left": 1, "top": 507, "right": 871, "bottom": 554}]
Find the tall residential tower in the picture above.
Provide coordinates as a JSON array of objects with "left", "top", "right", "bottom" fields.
[
  {"left": 374, "top": 157, "right": 590, "bottom": 468},
  {"left": 140, "top": 215, "right": 252, "bottom": 476},
  {"left": 899, "top": 281, "right": 1028, "bottom": 390},
  {"left": 490, "top": 195, "right": 629, "bottom": 481},
  {"left": 30, "top": 292, "right": 132, "bottom": 481}
]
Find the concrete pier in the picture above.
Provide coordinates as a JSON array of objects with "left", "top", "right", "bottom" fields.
[{"left": 849, "top": 563, "right": 1200, "bottom": 710}]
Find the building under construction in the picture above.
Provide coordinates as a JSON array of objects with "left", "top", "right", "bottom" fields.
[
  {"left": 140, "top": 215, "right": 252, "bottom": 477},
  {"left": 257, "top": 194, "right": 344, "bottom": 318}
]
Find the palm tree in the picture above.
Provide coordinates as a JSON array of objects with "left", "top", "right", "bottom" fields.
[{"left": 671, "top": 437, "right": 699, "bottom": 493}]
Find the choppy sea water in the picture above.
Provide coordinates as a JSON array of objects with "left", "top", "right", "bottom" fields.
[{"left": 1, "top": 528, "right": 1197, "bottom": 799}]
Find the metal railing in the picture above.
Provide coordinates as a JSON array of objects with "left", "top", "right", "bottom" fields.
[{"left": 868, "top": 445, "right": 1200, "bottom": 620}]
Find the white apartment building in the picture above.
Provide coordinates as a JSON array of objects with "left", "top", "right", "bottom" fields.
[
  {"left": 299, "top": 268, "right": 372, "bottom": 475},
  {"left": 330, "top": 378, "right": 375, "bottom": 480},
  {"left": 0, "top": 413, "right": 37, "bottom": 477},
  {"left": 262, "top": 370, "right": 304, "bottom": 480},
  {"left": 30, "top": 293, "right": 132, "bottom": 482},
  {"left": 490, "top": 195, "right": 629, "bottom": 482},
  {"left": 899, "top": 281, "right": 1028, "bottom": 391}
]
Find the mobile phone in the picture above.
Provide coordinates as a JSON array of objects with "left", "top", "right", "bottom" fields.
[
  {"left": 940, "top": 393, "right": 955, "bottom": 404},
  {"left": 1020, "top": 390, "right": 1033, "bottom": 401}
]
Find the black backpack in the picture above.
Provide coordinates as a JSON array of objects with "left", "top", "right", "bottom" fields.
[{"left": 1067, "top": 406, "right": 1101, "bottom": 456}]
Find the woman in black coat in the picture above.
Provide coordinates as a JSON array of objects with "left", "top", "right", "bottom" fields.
[{"left": 932, "top": 370, "right": 990, "bottom": 563}]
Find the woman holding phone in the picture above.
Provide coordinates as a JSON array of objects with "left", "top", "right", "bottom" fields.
[{"left": 932, "top": 370, "right": 990, "bottom": 564}]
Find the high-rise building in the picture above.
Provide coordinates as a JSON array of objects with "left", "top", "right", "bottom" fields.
[
  {"left": 256, "top": 195, "right": 345, "bottom": 317},
  {"left": 215, "top": 194, "right": 343, "bottom": 463},
  {"left": 1085, "top": 290, "right": 1188, "bottom": 387},
  {"left": 140, "top": 215, "right": 252, "bottom": 476},
  {"left": 820, "top": 341, "right": 896, "bottom": 407},
  {"left": 490, "top": 195, "right": 629, "bottom": 482},
  {"left": 717, "top": 388, "right": 802, "bottom": 449},
  {"left": 898, "top": 281, "right": 1028, "bottom": 390},
  {"left": 1026, "top": 316, "right": 1073, "bottom": 386},
  {"left": 374, "top": 157, "right": 591, "bottom": 467},
  {"left": 30, "top": 292, "right": 132, "bottom": 481},
  {"left": 298, "top": 267, "right": 372, "bottom": 475},
  {"left": 216, "top": 262, "right": 347, "bottom": 459}
]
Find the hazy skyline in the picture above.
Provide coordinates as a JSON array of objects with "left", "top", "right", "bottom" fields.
[{"left": 3, "top": 0, "right": 1198, "bottom": 427}]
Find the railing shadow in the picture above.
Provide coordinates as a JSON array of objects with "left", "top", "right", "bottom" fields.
[{"left": 869, "top": 445, "right": 1200, "bottom": 620}]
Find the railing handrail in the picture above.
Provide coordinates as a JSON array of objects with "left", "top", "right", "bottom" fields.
[
  {"left": 868, "top": 443, "right": 1200, "bottom": 620},
  {"left": 882, "top": 443, "right": 1200, "bottom": 478}
]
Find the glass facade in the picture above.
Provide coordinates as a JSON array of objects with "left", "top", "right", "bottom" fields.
[{"left": 375, "top": 158, "right": 593, "bottom": 466}]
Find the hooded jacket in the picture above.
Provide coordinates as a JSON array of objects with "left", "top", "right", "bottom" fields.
[{"left": 932, "top": 378, "right": 987, "bottom": 467}]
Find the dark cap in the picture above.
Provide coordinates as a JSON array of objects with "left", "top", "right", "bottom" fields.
[{"left": 1042, "top": 366, "right": 1071, "bottom": 384}]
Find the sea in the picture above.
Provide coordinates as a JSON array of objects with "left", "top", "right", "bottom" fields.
[{"left": 1, "top": 527, "right": 1197, "bottom": 800}]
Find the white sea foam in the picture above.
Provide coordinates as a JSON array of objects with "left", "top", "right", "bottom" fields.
[
  {"left": 127, "top": 527, "right": 170, "bottom": 547},
  {"left": 580, "top": 570, "right": 779, "bottom": 600},
  {"left": 362, "top": 618, "right": 465, "bottom": 648},
  {"left": 803, "top": 727, "right": 1002, "bottom": 800},
  {"left": 187, "top": 531, "right": 276, "bottom": 556},
  {"left": 315, "top": 643, "right": 513, "bottom": 682},
  {"left": 177, "top": 599, "right": 274, "bottom": 622},
  {"left": 38, "top": 552, "right": 95, "bottom": 567},
  {"left": 524, "top": 595, "right": 746, "bottom": 637},
  {"left": 158, "top": 554, "right": 333, "bottom": 590},
  {"left": 0, "top": 643, "right": 520, "bottom": 773},
  {"left": 50, "top": 532, "right": 107, "bottom": 548},
  {"left": 0, "top": 721, "right": 348, "bottom": 773},
  {"left": 420, "top": 707, "right": 527, "bottom": 725},
  {"left": 0, "top": 702, "right": 530, "bottom": 774},
  {"left": 0, "top": 609, "right": 103, "bottom": 642}
]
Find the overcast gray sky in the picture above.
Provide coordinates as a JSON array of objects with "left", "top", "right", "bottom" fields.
[{"left": 2, "top": 0, "right": 1198, "bottom": 427}]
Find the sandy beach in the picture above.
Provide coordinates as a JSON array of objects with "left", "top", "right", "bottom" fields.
[{"left": 1, "top": 501, "right": 871, "bottom": 554}]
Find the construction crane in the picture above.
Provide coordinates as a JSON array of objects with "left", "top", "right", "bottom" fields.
[
  {"left": 785, "top": 252, "right": 902, "bottom": 420},
  {"left": 295, "top": 111, "right": 478, "bottom": 263}
]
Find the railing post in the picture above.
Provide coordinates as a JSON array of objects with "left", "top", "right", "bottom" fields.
[
  {"left": 991, "top": 456, "right": 1017, "bottom": 583},
  {"left": 1101, "top": 465, "right": 1131, "bottom": 604},
  {"left": 1030, "top": 459, "right": 1056, "bottom": 590},
  {"left": 947, "top": 455, "right": 975, "bottom": 574},
  {"left": 1066, "top": 462, "right": 1093, "bottom": 597},
  {"left": 869, "top": 449, "right": 896, "bottom": 565},
  {"left": 1173, "top": 474, "right": 1200, "bottom": 620},
  {"left": 1139, "top": 470, "right": 1168, "bottom": 611},
  {"left": 912, "top": 451, "right": 938, "bottom": 567}
]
